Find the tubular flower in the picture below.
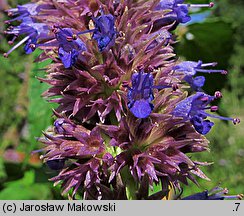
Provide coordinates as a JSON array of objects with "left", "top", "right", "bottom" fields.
[
  {"left": 182, "top": 187, "right": 244, "bottom": 200},
  {"left": 4, "top": 0, "right": 241, "bottom": 200},
  {"left": 155, "top": 0, "right": 214, "bottom": 24},
  {"left": 91, "top": 12, "right": 117, "bottom": 52},
  {"left": 127, "top": 69, "right": 172, "bottom": 118},
  {"left": 54, "top": 27, "right": 87, "bottom": 68},
  {"left": 4, "top": 3, "right": 49, "bottom": 57},
  {"left": 5, "top": 3, "right": 41, "bottom": 22},
  {"left": 76, "top": 11, "right": 117, "bottom": 52},
  {"left": 173, "top": 60, "right": 227, "bottom": 90},
  {"left": 173, "top": 92, "right": 240, "bottom": 135}
]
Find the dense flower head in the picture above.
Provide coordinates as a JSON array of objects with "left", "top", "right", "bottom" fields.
[
  {"left": 173, "top": 92, "right": 240, "bottom": 135},
  {"left": 100, "top": 95, "right": 211, "bottom": 194},
  {"left": 3, "top": 0, "right": 241, "bottom": 200},
  {"left": 34, "top": 0, "right": 177, "bottom": 124}
]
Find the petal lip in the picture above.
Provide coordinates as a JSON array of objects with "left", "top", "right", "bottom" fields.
[{"left": 130, "top": 99, "right": 154, "bottom": 119}]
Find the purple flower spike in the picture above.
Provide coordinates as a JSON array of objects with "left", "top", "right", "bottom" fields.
[
  {"left": 174, "top": 60, "right": 227, "bottom": 90},
  {"left": 173, "top": 92, "right": 240, "bottom": 134},
  {"left": 182, "top": 187, "right": 244, "bottom": 200},
  {"left": 92, "top": 13, "right": 116, "bottom": 52},
  {"left": 4, "top": 18, "right": 49, "bottom": 57},
  {"left": 55, "top": 28, "right": 87, "bottom": 68},
  {"left": 127, "top": 70, "right": 171, "bottom": 118},
  {"left": 155, "top": 1, "right": 214, "bottom": 24}
]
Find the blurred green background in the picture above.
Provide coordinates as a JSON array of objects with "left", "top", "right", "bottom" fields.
[{"left": 0, "top": 0, "right": 243, "bottom": 199}]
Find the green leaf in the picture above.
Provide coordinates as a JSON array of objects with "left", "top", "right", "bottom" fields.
[
  {"left": 0, "top": 183, "right": 52, "bottom": 200},
  {"left": 27, "top": 51, "right": 57, "bottom": 152},
  {"left": 0, "top": 158, "right": 7, "bottom": 182},
  {"left": 0, "top": 170, "right": 52, "bottom": 200}
]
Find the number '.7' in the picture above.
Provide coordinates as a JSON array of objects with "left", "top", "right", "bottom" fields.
[{"left": 235, "top": 203, "right": 240, "bottom": 211}]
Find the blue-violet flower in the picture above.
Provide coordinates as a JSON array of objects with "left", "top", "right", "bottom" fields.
[
  {"left": 54, "top": 27, "right": 87, "bottom": 68},
  {"left": 4, "top": 17, "right": 49, "bottom": 57},
  {"left": 92, "top": 12, "right": 116, "bottom": 51},
  {"left": 173, "top": 92, "right": 240, "bottom": 135},
  {"left": 173, "top": 60, "right": 227, "bottom": 91},
  {"left": 5, "top": 3, "right": 41, "bottom": 23},
  {"left": 155, "top": 0, "right": 214, "bottom": 24},
  {"left": 127, "top": 70, "right": 171, "bottom": 118},
  {"left": 182, "top": 187, "right": 244, "bottom": 200}
]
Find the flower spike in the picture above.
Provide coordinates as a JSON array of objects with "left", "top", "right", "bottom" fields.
[{"left": 3, "top": 0, "right": 241, "bottom": 200}]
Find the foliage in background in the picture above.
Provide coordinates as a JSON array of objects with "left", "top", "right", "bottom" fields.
[
  {"left": 0, "top": 0, "right": 243, "bottom": 199},
  {"left": 0, "top": 0, "right": 59, "bottom": 199},
  {"left": 176, "top": 0, "right": 244, "bottom": 196}
]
